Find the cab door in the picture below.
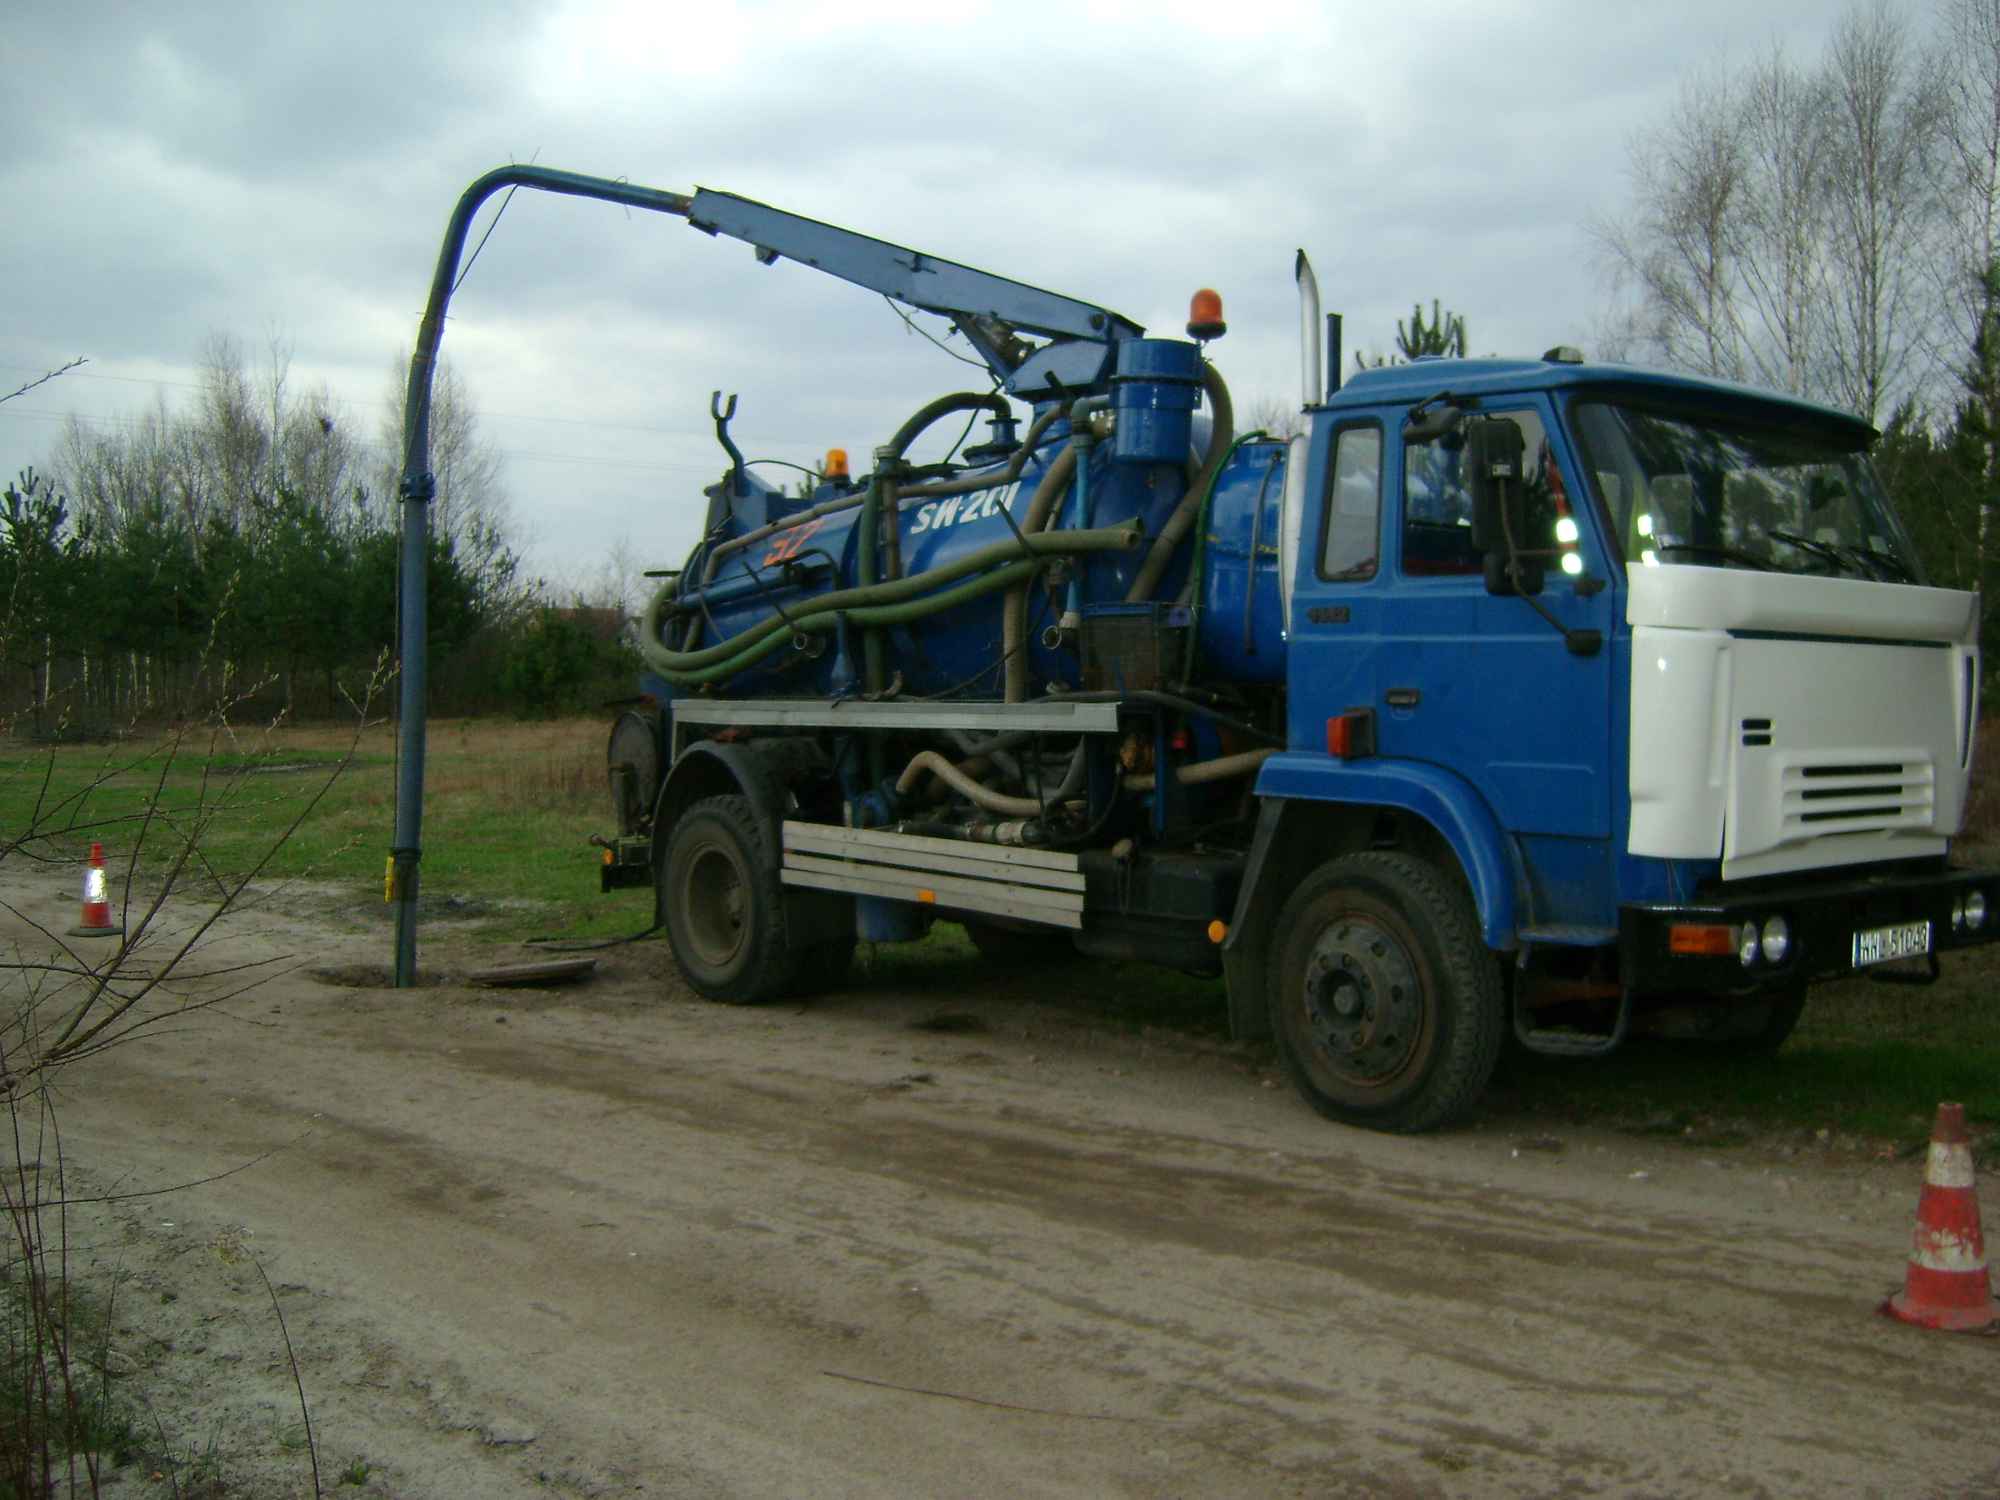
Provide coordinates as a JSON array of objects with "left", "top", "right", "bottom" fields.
[
  {"left": 1286, "top": 415, "right": 1388, "bottom": 754},
  {"left": 1374, "top": 399, "right": 1616, "bottom": 927}
]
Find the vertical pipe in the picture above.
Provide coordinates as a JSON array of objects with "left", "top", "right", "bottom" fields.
[
  {"left": 1327, "top": 313, "right": 1344, "bottom": 399},
  {"left": 1294, "top": 249, "right": 1322, "bottom": 411},
  {"left": 391, "top": 166, "right": 696, "bottom": 987}
]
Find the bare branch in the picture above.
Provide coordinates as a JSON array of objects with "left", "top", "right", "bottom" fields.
[{"left": 0, "top": 358, "right": 86, "bottom": 407}]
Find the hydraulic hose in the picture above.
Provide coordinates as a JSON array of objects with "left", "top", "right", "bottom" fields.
[
  {"left": 877, "top": 391, "right": 1013, "bottom": 590},
  {"left": 646, "top": 518, "right": 1136, "bottom": 675},
  {"left": 895, "top": 742, "right": 1088, "bottom": 819},
  {"left": 885, "top": 391, "right": 1012, "bottom": 461},
  {"left": 1001, "top": 444, "right": 1080, "bottom": 702},
  {"left": 694, "top": 405, "right": 1066, "bottom": 591},
  {"left": 1126, "top": 361, "right": 1234, "bottom": 602},
  {"left": 858, "top": 471, "right": 885, "bottom": 693},
  {"left": 1121, "top": 748, "right": 1274, "bottom": 792},
  {"left": 640, "top": 521, "right": 1142, "bottom": 686},
  {"left": 900, "top": 406, "right": 1063, "bottom": 499}
]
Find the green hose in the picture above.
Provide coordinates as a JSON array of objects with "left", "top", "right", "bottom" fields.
[
  {"left": 642, "top": 521, "right": 1143, "bottom": 687},
  {"left": 1180, "top": 431, "right": 1267, "bottom": 681}
]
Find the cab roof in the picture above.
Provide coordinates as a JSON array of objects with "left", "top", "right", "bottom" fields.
[{"left": 1319, "top": 355, "right": 1878, "bottom": 444}]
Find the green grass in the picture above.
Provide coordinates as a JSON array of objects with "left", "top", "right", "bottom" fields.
[
  {"left": 1489, "top": 956, "right": 2000, "bottom": 1145},
  {"left": 0, "top": 716, "right": 637, "bottom": 944}
]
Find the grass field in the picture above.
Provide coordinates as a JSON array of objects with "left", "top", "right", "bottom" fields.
[{"left": 3, "top": 713, "right": 1997, "bottom": 1147}]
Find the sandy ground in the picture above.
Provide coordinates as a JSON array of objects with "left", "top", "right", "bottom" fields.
[{"left": 3, "top": 862, "right": 1998, "bottom": 1500}]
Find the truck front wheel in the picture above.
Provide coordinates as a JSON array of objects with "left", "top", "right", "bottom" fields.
[
  {"left": 1267, "top": 851, "right": 1504, "bottom": 1133},
  {"left": 661, "top": 795, "right": 796, "bottom": 1004}
]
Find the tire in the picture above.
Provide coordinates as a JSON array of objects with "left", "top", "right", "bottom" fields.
[
  {"left": 1266, "top": 851, "right": 1504, "bottom": 1133},
  {"left": 660, "top": 795, "right": 795, "bottom": 1004}
]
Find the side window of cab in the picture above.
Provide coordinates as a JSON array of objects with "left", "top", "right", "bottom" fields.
[
  {"left": 1320, "top": 425, "right": 1382, "bottom": 581},
  {"left": 1402, "top": 408, "right": 1551, "bottom": 576}
]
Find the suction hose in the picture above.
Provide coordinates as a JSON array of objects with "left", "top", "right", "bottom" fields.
[
  {"left": 639, "top": 521, "right": 1142, "bottom": 687},
  {"left": 1125, "top": 361, "right": 1233, "bottom": 603}
]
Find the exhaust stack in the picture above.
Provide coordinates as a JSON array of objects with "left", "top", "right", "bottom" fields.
[{"left": 1295, "top": 249, "right": 1322, "bottom": 410}]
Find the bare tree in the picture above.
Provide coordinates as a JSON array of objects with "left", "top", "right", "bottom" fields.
[
  {"left": 0, "top": 358, "right": 86, "bottom": 407},
  {"left": 1934, "top": 0, "right": 2000, "bottom": 399},
  {"left": 1735, "top": 44, "right": 1833, "bottom": 396},
  {"left": 376, "top": 351, "right": 518, "bottom": 601},
  {"left": 1241, "top": 395, "right": 1303, "bottom": 441},
  {"left": 1819, "top": 2, "right": 1942, "bottom": 422},
  {"left": 1596, "top": 65, "right": 1751, "bottom": 383},
  {"left": 1599, "top": 6, "right": 1947, "bottom": 423}
]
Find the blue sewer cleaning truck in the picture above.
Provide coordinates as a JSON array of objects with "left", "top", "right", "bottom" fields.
[{"left": 583, "top": 184, "right": 2000, "bottom": 1133}]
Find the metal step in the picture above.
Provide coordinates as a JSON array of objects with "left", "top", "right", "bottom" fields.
[{"left": 780, "top": 821, "right": 1085, "bottom": 929}]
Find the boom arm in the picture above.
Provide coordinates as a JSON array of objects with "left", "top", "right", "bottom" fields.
[
  {"left": 392, "top": 163, "right": 1144, "bottom": 988},
  {"left": 683, "top": 188, "right": 1144, "bottom": 395}
]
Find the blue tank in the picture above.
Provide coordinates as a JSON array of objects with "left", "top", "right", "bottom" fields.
[{"left": 647, "top": 344, "right": 1288, "bottom": 700}]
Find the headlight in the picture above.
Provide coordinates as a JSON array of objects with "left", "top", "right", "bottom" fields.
[
  {"left": 1739, "top": 923, "right": 1761, "bottom": 966},
  {"left": 1968, "top": 891, "right": 1988, "bottom": 930},
  {"left": 1761, "top": 915, "right": 1790, "bottom": 964}
]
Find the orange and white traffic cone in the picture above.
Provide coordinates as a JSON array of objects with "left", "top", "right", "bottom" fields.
[
  {"left": 1880, "top": 1102, "right": 1998, "bottom": 1333},
  {"left": 68, "top": 841, "right": 121, "bottom": 939}
]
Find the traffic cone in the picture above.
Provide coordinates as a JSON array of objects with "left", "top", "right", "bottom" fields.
[
  {"left": 1880, "top": 1102, "right": 1998, "bottom": 1332},
  {"left": 68, "top": 841, "right": 121, "bottom": 939}
]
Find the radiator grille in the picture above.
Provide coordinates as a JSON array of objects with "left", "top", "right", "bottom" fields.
[{"left": 1779, "top": 759, "right": 1936, "bottom": 838}]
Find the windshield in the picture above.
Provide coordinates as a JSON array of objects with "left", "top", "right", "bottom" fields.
[{"left": 1569, "top": 400, "right": 1923, "bottom": 583}]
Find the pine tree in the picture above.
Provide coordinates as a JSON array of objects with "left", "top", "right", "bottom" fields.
[{"left": 1353, "top": 300, "right": 1470, "bottom": 372}]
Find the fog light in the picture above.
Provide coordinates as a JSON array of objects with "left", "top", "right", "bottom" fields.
[
  {"left": 1954, "top": 899, "right": 1967, "bottom": 932},
  {"left": 1761, "top": 915, "right": 1790, "bottom": 964},
  {"left": 1739, "top": 922, "right": 1761, "bottom": 966},
  {"left": 1968, "top": 890, "right": 1988, "bottom": 930}
]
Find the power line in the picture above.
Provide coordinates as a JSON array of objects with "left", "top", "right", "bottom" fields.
[{"left": 0, "top": 404, "right": 729, "bottom": 477}]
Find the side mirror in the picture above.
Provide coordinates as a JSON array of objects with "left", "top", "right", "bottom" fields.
[
  {"left": 1402, "top": 400, "right": 1465, "bottom": 446},
  {"left": 1464, "top": 417, "right": 1542, "bottom": 595}
]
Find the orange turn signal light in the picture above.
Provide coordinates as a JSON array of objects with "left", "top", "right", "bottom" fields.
[
  {"left": 1207, "top": 919, "right": 1228, "bottom": 945},
  {"left": 1668, "top": 922, "right": 1737, "bottom": 957}
]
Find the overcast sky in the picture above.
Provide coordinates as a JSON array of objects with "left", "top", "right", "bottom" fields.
[{"left": 4, "top": 0, "right": 1871, "bottom": 590}]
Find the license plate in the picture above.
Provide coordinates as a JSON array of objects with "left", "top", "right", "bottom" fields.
[{"left": 1852, "top": 920, "right": 1931, "bottom": 968}]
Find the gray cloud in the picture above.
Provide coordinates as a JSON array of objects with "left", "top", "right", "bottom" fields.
[{"left": 2, "top": 0, "right": 1901, "bottom": 579}]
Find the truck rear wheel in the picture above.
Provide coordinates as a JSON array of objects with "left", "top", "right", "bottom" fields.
[
  {"left": 661, "top": 795, "right": 795, "bottom": 1004},
  {"left": 1267, "top": 851, "right": 1503, "bottom": 1133}
]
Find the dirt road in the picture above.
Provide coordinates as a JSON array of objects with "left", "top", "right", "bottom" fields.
[{"left": 4, "top": 866, "right": 1996, "bottom": 1499}]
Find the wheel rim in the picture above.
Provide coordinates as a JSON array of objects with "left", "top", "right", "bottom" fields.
[
  {"left": 679, "top": 838, "right": 750, "bottom": 971},
  {"left": 1296, "top": 914, "right": 1427, "bottom": 1091}
]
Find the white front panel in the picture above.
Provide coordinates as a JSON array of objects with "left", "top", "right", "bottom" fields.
[{"left": 1627, "top": 569, "right": 1979, "bottom": 880}]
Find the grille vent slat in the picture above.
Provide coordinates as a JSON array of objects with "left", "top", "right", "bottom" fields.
[{"left": 1777, "top": 758, "right": 1935, "bottom": 839}]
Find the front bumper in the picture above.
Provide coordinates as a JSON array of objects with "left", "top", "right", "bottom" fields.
[{"left": 1620, "top": 863, "right": 2000, "bottom": 994}]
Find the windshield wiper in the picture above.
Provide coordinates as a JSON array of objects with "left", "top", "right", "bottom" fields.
[
  {"left": 1843, "top": 543, "right": 1916, "bottom": 583},
  {"left": 1652, "top": 542, "right": 1778, "bottom": 572},
  {"left": 1767, "top": 528, "right": 1860, "bottom": 577}
]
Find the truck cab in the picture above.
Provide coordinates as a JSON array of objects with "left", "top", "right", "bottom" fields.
[{"left": 1234, "top": 352, "right": 1991, "bottom": 1128}]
